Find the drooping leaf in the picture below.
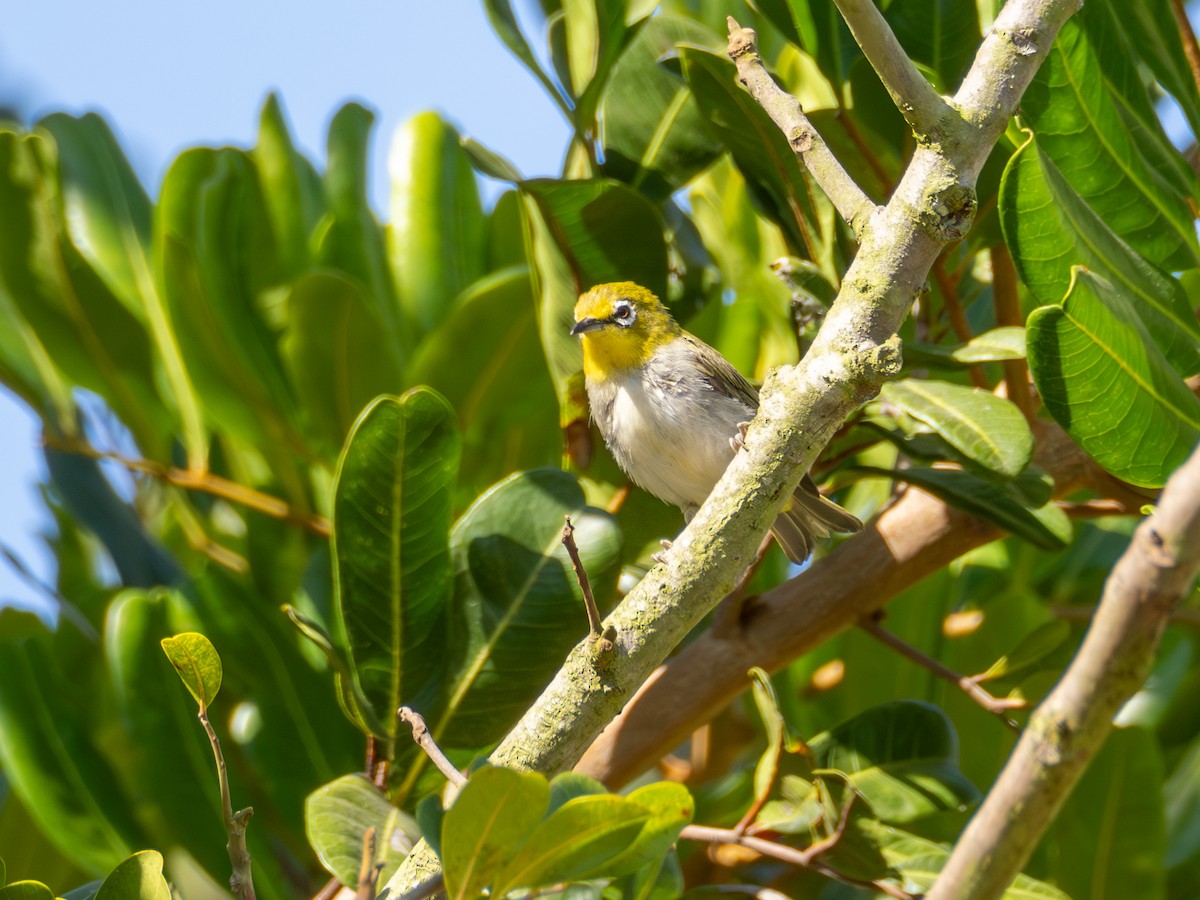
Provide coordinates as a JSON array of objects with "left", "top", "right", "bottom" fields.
[
  {"left": 1000, "top": 134, "right": 1200, "bottom": 376},
  {"left": 808, "top": 700, "right": 980, "bottom": 824},
  {"left": 1026, "top": 268, "right": 1200, "bottom": 488},
  {"left": 434, "top": 468, "right": 622, "bottom": 748},
  {"left": 440, "top": 766, "right": 551, "bottom": 900},
  {"left": 332, "top": 390, "right": 460, "bottom": 740},
  {"left": 159, "top": 631, "right": 223, "bottom": 709},
  {"left": 306, "top": 774, "right": 419, "bottom": 888},
  {"left": 387, "top": 111, "right": 487, "bottom": 334},
  {"left": 881, "top": 379, "right": 1034, "bottom": 479},
  {"left": 1022, "top": 20, "right": 1199, "bottom": 270}
]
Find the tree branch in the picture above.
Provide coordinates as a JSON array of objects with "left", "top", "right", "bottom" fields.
[
  {"left": 382, "top": 2, "right": 1082, "bottom": 893},
  {"left": 726, "top": 18, "right": 876, "bottom": 232},
  {"left": 927, "top": 441, "right": 1200, "bottom": 900},
  {"left": 831, "top": 0, "right": 951, "bottom": 137}
]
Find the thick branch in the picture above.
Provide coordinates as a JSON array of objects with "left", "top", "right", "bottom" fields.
[
  {"left": 726, "top": 18, "right": 875, "bottom": 231},
  {"left": 831, "top": 0, "right": 951, "bottom": 137},
  {"left": 928, "top": 442, "right": 1200, "bottom": 900},
  {"left": 382, "top": 2, "right": 1082, "bottom": 894}
]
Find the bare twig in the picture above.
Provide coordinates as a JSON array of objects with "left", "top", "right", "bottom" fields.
[
  {"left": 835, "top": 106, "right": 895, "bottom": 195},
  {"left": 682, "top": 823, "right": 913, "bottom": 900},
  {"left": 356, "top": 827, "right": 385, "bottom": 900},
  {"left": 931, "top": 256, "right": 988, "bottom": 389},
  {"left": 198, "top": 708, "right": 256, "bottom": 900},
  {"left": 44, "top": 435, "right": 330, "bottom": 537},
  {"left": 860, "top": 613, "right": 1024, "bottom": 729},
  {"left": 928, "top": 442, "right": 1200, "bottom": 900},
  {"left": 1058, "top": 498, "right": 1138, "bottom": 519},
  {"left": 990, "top": 244, "right": 1035, "bottom": 423},
  {"left": 830, "top": 0, "right": 951, "bottom": 138},
  {"left": 398, "top": 706, "right": 466, "bottom": 789},
  {"left": 726, "top": 18, "right": 875, "bottom": 231},
  {"left": 1170, "top": 0, "right": 1200, "bottom": 96},
  {"left": 562, "top": 516, "right": 604, "bottom": 638}
]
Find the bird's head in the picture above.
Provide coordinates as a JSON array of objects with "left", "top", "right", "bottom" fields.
[{"left": 571, "top": 282, "right": 681, "bottom": 379}]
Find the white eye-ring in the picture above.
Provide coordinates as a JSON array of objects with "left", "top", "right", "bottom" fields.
[{"left": 614, "top": 301, "right": 635, "bottom": 324}]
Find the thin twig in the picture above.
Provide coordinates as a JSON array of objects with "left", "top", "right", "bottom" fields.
[
  {"left": 860, "top": 613, "right": 1024, "bottom": 729},
  {"left": 830, "top": 0, "right": 950, "bottom": 138},
  {"left": 44, "top": 436, "right": 331, "bottom": 537},
  {"left": 1058, "top": 499, "right": 1138, "bottom": 519},
  {"left": 712, "top": 532, "right": 775, "bottom": 638},
  {"left": 563, "top": 516, "right": 604, "bottom": 638},
  {"left": 398, "top": 706, "right": 466, "bottom": 789},
  {"left": 198, "top": 708, "right": 256, "bottom": 900},
  {"left": 726, "top": 18, "right": 875, "bottom": 232},
  {"left": 681, "top": 824, "right": 914, "bottom": 900},
  {"left": 356, "top": 827, "right": 385, "bottom": 900},
  {"left": 311, "top": 878, "right": 340, "bottom": 900},
  {"left": 990, "top": 244, "right": 1035, "bottom": 423},
  {"left": 932, "top": 256, "right": 988, "bottom": 389},
  {"left": 1170, "top": 0, "right": 1200, "bottom": 96},
  {"left": 835, "top": 106, "right": 895, "bottom": 195}
]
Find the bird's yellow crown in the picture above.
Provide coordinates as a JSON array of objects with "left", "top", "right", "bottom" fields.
[{"left": 572, "top": 282, "right": 681, "bottom": 380}]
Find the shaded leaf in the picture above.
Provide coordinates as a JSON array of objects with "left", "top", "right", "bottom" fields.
[
  {"left": 94, "top": 851, "right": 171, "bottom": 900},
  {"left": 883, "top": 0, "right": 979, "bottom": 90},
  {"left": 306, "top": 774, "right": 418, "bottom": 888}
]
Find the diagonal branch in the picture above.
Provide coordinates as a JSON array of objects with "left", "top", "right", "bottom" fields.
[
  {"left": 831, "top": 0, "right": 952, "bottom": 137},
  {"left": 726, "top": 18, "right": 876, "bottom": 232},
  {"left": 927, "top": 440, "right": 1200, "bottom": 900}
]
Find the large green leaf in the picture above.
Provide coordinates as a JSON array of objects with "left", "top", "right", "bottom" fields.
[
  {"left": 521, "top": 178, "right": 666, "bottom": 444},
  {"left": 882, "top": 0, "right": 979, "bottom": 91},
  {"left": 0, "top": 883, "right": 55, "bottom": 900},
  {"left": 1027, "top": 268, "right": 1200, "bottom": 488},
  {"left": 435, "top": 468, "right": 622, "bottom": 748},
  {"left": 1022, "top": 20, "right": 1199, "bottom": 270},
  {"left": 406, "top": 267, "right": 559, "bottom": 495},
  {"left": 481, "top": 0, "right": 571, "bottom": 113},
  {"left": 252, "top": 93, "right": 323, "bottom": 279},
  {"left": 156, "top": 146, "right": 302, "bottom": 451},
  {"left": 807, "top": 700, "right": 980, "bottom": 824},
  {"left": 332, "top": 390, "right": 460, "bottom": 740},
  {"left": 880, "top": 379, "right": 1034, "bottom": 479},
  {"left": 281, "top": 272, "right": 402, "bottom": 456},
  {"left": 386, "top": 111, "right": 486, "bottom": 334},
  {"left": 93, "top": 851, "right": 171, "bottom": 900},
  {"left": 1000, "top": 134, "right": 1200, "bottom": 376},
  {"left": 1045, "top": 727, "right": 1165, "bottom": 899},
  {"left": 598, "top": 15, "right": 724, "bottom": 199},
  {"left": 305, "top": 774, "right": 419, "bottom": 888},
  {"left": 441, "top": 766, "right": 550, "bottom": 900},
  {"left": 681, "top": 46, "right": 827, "bottom": 261}
]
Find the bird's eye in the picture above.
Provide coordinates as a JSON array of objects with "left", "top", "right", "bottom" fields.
[{"left": 614, "top": 301, "right": 634, "bottom": 323}]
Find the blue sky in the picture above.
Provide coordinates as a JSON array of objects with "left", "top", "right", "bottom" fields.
[{"left": 0, "top": 0, "right": 570, "bottom": 615}]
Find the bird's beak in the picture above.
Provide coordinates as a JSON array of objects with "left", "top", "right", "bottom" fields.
[{"left": 571, "top": 317, "right": 606, "bottom": 336}]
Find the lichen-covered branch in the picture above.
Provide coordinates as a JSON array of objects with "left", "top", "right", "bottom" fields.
[
  {"left": 831, "top": 0, "right": 951, "bottom": 137},
  {"left": 727, "top": 17, "right": 875, "bottom": 231},
  {"left": 927, "top": 440, "right": 1200, "bottom": 900},
  {"left": 382, "top": 2, "right": 1082, "bottom": 894}
]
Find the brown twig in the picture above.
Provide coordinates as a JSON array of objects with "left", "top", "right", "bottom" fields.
[
  {"left": 1170, "top": 0, "right": 1200, "bottom": 96},
  {"left": 932, "top": 256, "right": 988, "bottom": 390},
  {"left": 44, "top": 435, "right": 331, "bottom": 537},
  {"left": 860, "top": 614, "right": 1024, "bottom": 729},
  {"left": 198, "top": 708, "right": 256, "bottom": 899},
  {"left": 311, "top": 878, "right": 340, "bottom": 900},
  {"left": 712, "top": 532, "right": 775, "bottom": 638},
  {"left": 990, "top": 244, "right": 1035, "bottom": 423},
  {"left": 356, "top": 827, "right": 385, "bottom": 900},
  {"left": 398, "top": 706, "right": 466, "bottom": 789},
  {"left": 563, "top": 516, "right": 604, "bottom": 638},
  {"left": 835, "top": 105, "right": 895, "bottom": 196},
  {"left": 682, "top": 822, "right": 913, "bottom": 900},
  {"left": 1058, "top": 498, "right": 1138, "bottom": 519},
  {"left": 928, "top": 441, "right": 1200, "bottom": 899}
]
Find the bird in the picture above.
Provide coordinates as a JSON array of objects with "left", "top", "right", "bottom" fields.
[{"left": 571, "top": 281, "right": 861, "bottom": 563}]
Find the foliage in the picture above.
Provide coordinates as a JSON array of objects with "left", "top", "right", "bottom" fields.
[{"left": 0, "top": 0, "right": 1198, "bottom": 897}]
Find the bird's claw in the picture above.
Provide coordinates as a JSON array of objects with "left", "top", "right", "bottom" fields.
[
  {"left": 652, "top": 539, "right": 672, "bottom": 565},
  {"left": 730, "top": 421, "right": 751, "bottom": 453}
]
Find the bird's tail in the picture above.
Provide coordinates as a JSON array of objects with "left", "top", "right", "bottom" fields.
[{"left": 770, "top": 474, "right": 862, "bottom": 564}]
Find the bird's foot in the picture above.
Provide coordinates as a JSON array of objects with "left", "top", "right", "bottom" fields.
[
  {"left": 729, "top": 421, "right": 752, "bottom": 453},
  {"left": 652, "top": 539, "right": 672, "bottom": 565}
]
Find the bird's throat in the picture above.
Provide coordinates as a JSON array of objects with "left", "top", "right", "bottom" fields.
[{"left": 581, "top": 332, "right": 654, "bottom": 381}]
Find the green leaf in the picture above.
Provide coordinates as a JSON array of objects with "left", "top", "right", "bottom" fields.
[
  {"left": 0, "top": 883, "right": 55, "bottom": 900},
  {"left": 333, "top": 390, "right": 460, "bottom": 739},
  {"left": 883, "top": 0, "right": 979, "bottom": 90},
  {"left": 305, "top": 774, "right": 419, "bottom": 888},
  {"left": 459, "top": 135, "right": 524, "bottom": 183},
  {"left": 482, "top": 0, "right": 570, "bottom": 113},
  {"left": 416, "top": 793, "right": 446, "bottom": 860},
  {"left": 749, "top": 669, "right": 787, "bottom": 807},
  {"left": 160, "top": 631, "right": 223, "bottom": 709},
  {"left": 94, "top": 851, "right": 171, "bottom": 900},
  {"left": 435, "top": 469, "right": 622, "bottom": 748},
  {"left": 1166, "top": 734, "right": 1200, "bottom": 868},
  {"left": 903, "top": 328, "right": 1029, "bottom": 369},
  {"left": 858, "top": 819, "right": 1070, "bottom": 898},
  {"left": 253, "top": 93, "right": 323, "bottom": 278},
  {"left": 1000, "top": 134, "right": 1200, "bottom": 376},
  {"left": 1022, "top": 20, "right": 1199, "bottom": 270},
  {"left": 975, "top": 619, "right": 1073, "bottom": 683},
  {"left": 387, "top": 111, "right": 486, "bottom": 334},
  {"left": 853, "top": 464, "right": 1071, "bottom": 550},
  {"left": 441, "top": 766, "right": 551, "bottom": 900},
  {"left": 881, "top": 379, "right": 1034, "bottom": 479},
  {"left": 598, "top": 15, "right": 725, "bottom": 199},
  {"left": 808, "top": 700, "right": 980, "bottom": 824},
  {"left": 1026, "top": 268, "right": 1200, "bottom": 488},
  {"left": 1046, "top": 727, "right": 1165, "bottom": 899},
  {"left": 681, "top": 46, "right": 826, "bottom": 261},
  {"left": 547, "top": 773, "right": 608, "bottom": 814},
  {"left": 1114, "top": 0, "right": 1200, "bottom": 138},
  {"left": 577, "top": 781, "right": 694, "bottom": 879},
  {"left": 281, "top": 272, "right": 402, "bottom": 455}
]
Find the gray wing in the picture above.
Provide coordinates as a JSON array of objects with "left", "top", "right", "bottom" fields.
[{"left": 682, "top": 333, "right": 760, "bottom": 412}]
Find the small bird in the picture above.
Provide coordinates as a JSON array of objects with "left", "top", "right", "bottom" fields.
[{"left": 571, "top": 282, "right": 861, "bottom": 563}]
